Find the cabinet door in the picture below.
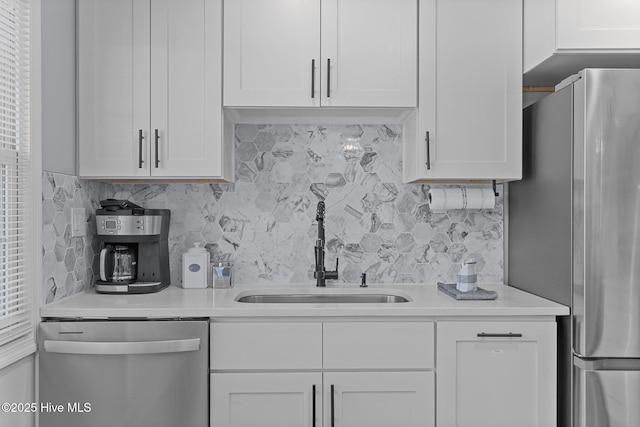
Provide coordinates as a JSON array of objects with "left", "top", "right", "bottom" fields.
[
  {"left": 323, "top": 372, "right": 434, "bottom": 427},
  {"left": 223, "top": 0, "right": 321, "bottom": 107},
  {"left": 211, "top": 372, "right": 322, "bottom": 427},
  {"left": 151, "top": 0, "right": 224, "bottom": 177},
  {"left": 406, "top": 0, "right": 522, "bottom": 182},
  {"left": 436, "top": 322, "right": 556, "bottom": 427},
  {"left": 321, "top": 0, "right": 417, "bottom": 107},
  {"left": 78, "top": 0, "right": 150, "bottom": 178},
  {"left": 557, "top": 0, "right": 640, "bottom": 49}
]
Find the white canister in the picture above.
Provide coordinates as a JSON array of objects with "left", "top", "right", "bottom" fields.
[{"left": 182, "top": 243, "right": 209, "bottom": 288}]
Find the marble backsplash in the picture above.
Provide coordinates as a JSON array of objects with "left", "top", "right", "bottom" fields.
[
  {"left": 42, "top": 172, "right": 100, "bottom": 303},
  {"left": 42, "top": 124, "right": 503, "bottom": 301}
]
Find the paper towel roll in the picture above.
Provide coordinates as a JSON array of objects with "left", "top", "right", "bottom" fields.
[{"left": 428, "top": 187, "right": 495, "bottom": 211}]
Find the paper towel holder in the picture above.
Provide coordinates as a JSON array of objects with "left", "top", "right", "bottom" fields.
[{"left": 492, "top": 180, "right": 499, "bottom": 197}]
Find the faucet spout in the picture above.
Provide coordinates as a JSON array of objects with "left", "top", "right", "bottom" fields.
[{"left": 313, "top": 201, "right": 338, "bottom": 287}]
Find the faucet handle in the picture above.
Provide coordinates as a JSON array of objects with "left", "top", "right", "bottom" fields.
[
  {"left": 360, "top": 273, "right": 367, "bottom": 287},
  {"left": 324, "top": 258, "right": 339, "bottom": 280}
]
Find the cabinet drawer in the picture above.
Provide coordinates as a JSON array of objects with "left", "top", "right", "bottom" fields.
[
  {"left": 210, "top": 322, "right": 322, "bottom": 370},
  {"left": 323, "top": 322, "right": 434, "bottom": 369}
]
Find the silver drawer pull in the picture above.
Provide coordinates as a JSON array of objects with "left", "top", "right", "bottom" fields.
[
  {"left": 477, "top": 332, "right": 523, "bottom": 338},
  {"left": 44, "top": 338, "right": 200, "bottom": 355}
]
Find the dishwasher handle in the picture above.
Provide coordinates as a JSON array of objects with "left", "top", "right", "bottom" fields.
[{"left": 43, "top": 338, "right": 201, "bottom": 355}]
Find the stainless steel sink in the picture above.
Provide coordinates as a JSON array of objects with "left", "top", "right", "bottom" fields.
[{"left": 236, "top": 293, "right": 410, "bottom": 304}]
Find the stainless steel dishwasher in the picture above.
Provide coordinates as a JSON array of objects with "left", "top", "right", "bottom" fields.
[{"left": 39, "top": 320, "right": 208, "bottom": 427}]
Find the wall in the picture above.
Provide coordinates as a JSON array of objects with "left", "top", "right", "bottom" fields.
[
  {"left": 41, "top": 172, "right": 99, "bottom": 303},
  {"left": 85, "top": 124, "right": 503, "bottom": 287},
  {"left": 0, "top": 355, "right": 35, "bottom": 427},
  {"left": 42, "top": 124, "right": 504, "bottom": 298}
]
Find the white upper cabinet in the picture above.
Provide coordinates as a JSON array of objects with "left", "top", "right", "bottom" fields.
[
  {"left": 404, "top": 0, "right": 522, "bottom": 182},
  {"left": 223, "top": 0, "right": 417, "bottom": 108},
  {"left": 78, "top": 0, "right": 148, "bottom": 178},
  {"left": 79, "top": 0, "right": 231, "bottom": 180},
  {"left": 557, "top": 0, "right": 640, "bottom": 49},
  {"left": 320, "top": 0, "right": 417, "bottom": 107},
  {"left": 149, "top": 0, "right": 225, "bottom": 178},
  {"left": 223, "top": 0, "right": 320, "bottom": 107},
  {"left": 524, "top": 0, "right": 640, "bottom": 85}
]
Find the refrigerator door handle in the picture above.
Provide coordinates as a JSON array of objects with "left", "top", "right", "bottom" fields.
[{"left": 43, "top": 338, "right": 201, "bottom": 355}]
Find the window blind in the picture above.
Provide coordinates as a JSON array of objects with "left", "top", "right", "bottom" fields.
[{"left": 0, "top": 0, "right": 34, "bottom": 365}]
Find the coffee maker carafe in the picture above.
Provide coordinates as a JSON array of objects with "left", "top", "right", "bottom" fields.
[
  {"left": 100, "top": 245, "right": 137, "bottom": 282},
  {"left": 95, "top": 199, "right": 171, "bottom": 294}
]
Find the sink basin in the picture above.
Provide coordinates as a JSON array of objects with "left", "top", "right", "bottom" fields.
[{"left": 236, "top": 293, "right": 410, "bottom": 304}]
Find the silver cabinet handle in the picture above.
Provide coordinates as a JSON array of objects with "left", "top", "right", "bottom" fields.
[
  {"left": 311, "top": 59, "right": 316, "bottom": 99},
  {"left": 43, "top": 338, "right": 201, "bottom": 355},
  {"left": 327, "top": 58, "right": 331, "bottom": 98},
  {"left": 477, "top": 332, "right": 523, "bottom": 338},
  {"left": 425, "top": 131, "right": 431, "bottom": 170},
  {"left": 154, "top": 129, "right": 160, "bottom": 168},
  {"left": 138, "top": 129, "right": 145, "bottom": 168}
]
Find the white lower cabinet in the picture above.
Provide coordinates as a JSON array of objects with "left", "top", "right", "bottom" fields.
[
  {"left": 436, "top": 321, "right": 557, "bottom": 427},
  {"left": 210, "top": 319, "right": 557, "bottom": 427},
  {"left": 210, "top": 371, "right": 433, "bottom": 427},
  {"left": 210, "top": 321, "right": 435, "bottom": 427},
  {"left": 210, "top": 372, "right": 321, "bottom": 427},
  {"left": 324, "top": 371, "right": 434, "bottom": 427}
]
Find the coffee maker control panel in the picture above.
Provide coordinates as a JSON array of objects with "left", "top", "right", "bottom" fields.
[{"left": 97, "top": 215, "right": 163, "bottom": 236}]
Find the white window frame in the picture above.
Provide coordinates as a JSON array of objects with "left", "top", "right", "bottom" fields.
[{"left": 0, "top": 0, "right": 41, "bottom": 370}]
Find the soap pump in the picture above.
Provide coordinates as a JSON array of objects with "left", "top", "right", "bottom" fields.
[{"left": 456, "top": 258, "right": 478, "bottom": 293}]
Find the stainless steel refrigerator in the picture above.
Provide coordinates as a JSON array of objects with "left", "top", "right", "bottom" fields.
[{"left": 509, "top": 68, "right": 640, "bottom": 427}]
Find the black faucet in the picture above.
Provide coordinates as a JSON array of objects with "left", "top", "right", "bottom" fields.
[{"left": 314, "top": 201, "right": 338, "bottom": 287}]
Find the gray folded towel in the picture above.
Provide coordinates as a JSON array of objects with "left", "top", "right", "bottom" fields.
[{"left": 437, "top": 282, "right": 498, "bottom": 300}]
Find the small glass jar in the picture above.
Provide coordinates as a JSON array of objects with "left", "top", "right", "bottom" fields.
[{"left": 212, "top": 262, "right": 233, "bottom": 288}]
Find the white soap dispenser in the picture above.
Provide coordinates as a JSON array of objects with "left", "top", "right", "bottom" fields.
[
  {"left": 182, "top": 243, "right": 209, "bottom": 288},
  {"left": 456, "top": 258, "right": 478, "bottom": 293}
]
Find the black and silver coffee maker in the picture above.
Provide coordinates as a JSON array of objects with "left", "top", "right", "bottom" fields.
[{"left": 95, "top": 199, "right": 171, "bottom": 294}]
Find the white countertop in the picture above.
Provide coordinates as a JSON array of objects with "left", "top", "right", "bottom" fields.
[{"left": 40, "top": 283, "right": 569, "bottom": 319}]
